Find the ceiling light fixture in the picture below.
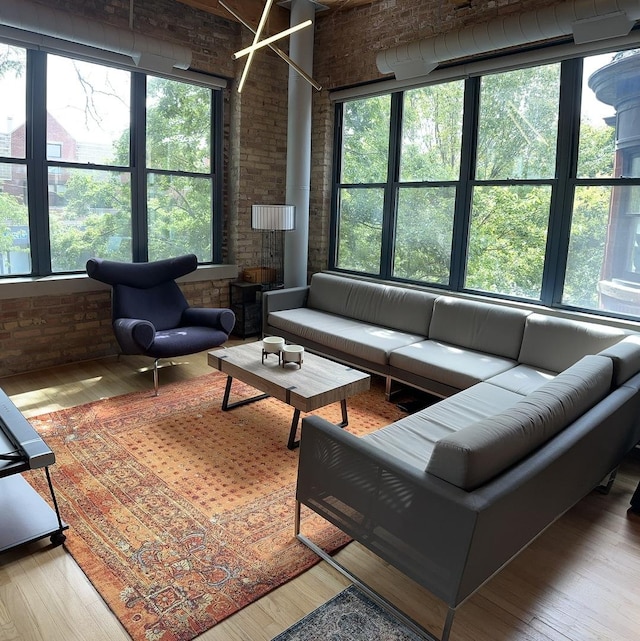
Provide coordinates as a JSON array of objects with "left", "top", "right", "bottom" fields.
[
  {"left": 233, "top": 20, "right": 312, "bottom": 60},
  {"left": 220, "top": 1, "right": 321, "bottom": 91},
  {"left": 222, "top": 0, "right": 320, "bottom": 93}
]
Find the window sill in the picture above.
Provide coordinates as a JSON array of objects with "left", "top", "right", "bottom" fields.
[{"left": 0, "top": 264, "right": 239, "bottom": 300}]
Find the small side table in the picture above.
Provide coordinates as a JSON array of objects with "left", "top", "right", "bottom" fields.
[{"left": 229, "top": 281, "right": 262, "bottom": 338}]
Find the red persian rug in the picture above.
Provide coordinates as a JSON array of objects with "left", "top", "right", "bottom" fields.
[{"left": 27, "top": 371, "right": 404, "bottom": 641}]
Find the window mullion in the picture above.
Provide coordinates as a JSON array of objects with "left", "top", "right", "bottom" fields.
[
  {"left": 450, "top": 76, "right": 480, "bottom": 291},
  {"left": 328, "top": 102, "right": 343, "bottom": 270},
  {"left": 212, "top": 90, "right": 223, "bottom": 264},
  {"left": 541, "top": 58, "right": 582, "bottom": 306},
  {"left": 131, "top": 72, "right": 147, "bottom": 262},
  {"left": 26, "top": 49, "right": 51, "bottom": 275},
  {"left": 380, "top": 92, "right": 402, "bottom": 280}
]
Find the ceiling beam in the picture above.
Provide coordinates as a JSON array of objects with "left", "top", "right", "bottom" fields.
[{"left": 176, "top": 0, "right": 290, "bottom": 32}]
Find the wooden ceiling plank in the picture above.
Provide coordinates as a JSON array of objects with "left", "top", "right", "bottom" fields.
[{"left": 176, "top": 0, "right": 290, "bottom": 32}]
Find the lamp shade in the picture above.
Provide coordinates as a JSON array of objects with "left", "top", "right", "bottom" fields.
[{"left": 252, "top": 204, "right": 295, "bottom": 231}]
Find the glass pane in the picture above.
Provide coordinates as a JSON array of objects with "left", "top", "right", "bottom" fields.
[
  {"left": 146, "top": 77, "right": 211, "bottom": 173},
  {"left": 581, "top": 183, "right": 640, "bottom": 316},
  {"left": 0, "top": 162, "right": 30, "bottom": 275},
  {"left": 581, "top": 50, "right": 640, "bottom": 178},
  {"left": 0, "top": 44, "right": 27, "bottom": 159},
  {"left": 147, "top": 174, "right": 212, "bottom": 262},
  {"left": 578, "top": 54, "right": 616, "bottom": 178},
  {"left": 47, "top": 55, "right": 130, "bottom": 165},
  {"left": 341, "top": 95, "right": 390, "bottom": 184},
  {"left": 400, "top": 81, "right": 464, "bottom": 182},
  {"left": 49, "top": 169, "right": 132, "bottom": 272},
  {"left": 465, "top": 185, "right": 551, "bottom": 298},
  {"left": 336, "top": 188, "right": 383, "bottom": 273},
  {"left": 562, "top": 186, "right": 610, "bottom": 309},
  {"left": 476, "top": 64, "right": 560, "bottom": 180},
  {"left": 393, "top": 187, "right": 455, "bottom": 284}
]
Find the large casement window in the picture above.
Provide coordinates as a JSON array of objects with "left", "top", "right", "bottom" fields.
[
  {"left": 331, "top": 47, "right": 640, "bottom": 321},
  {"left": 0, "top": 43, "right": 222, "bottom": 277}
]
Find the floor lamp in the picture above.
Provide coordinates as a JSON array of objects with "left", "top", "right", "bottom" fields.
[{"left": 251, "top": 204, "right": 295, "bottom": 289}]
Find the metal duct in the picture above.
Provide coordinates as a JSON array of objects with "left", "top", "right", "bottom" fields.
[
  {"left": 376, "top": 0, "right": 640, "bottom": 81},
  {"left": 0, "top": 0, "right": 192, "bottom": 73}
]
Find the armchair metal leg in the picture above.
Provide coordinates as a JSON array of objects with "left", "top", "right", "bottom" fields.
[{"left": 153, "top": 358, "right": 160, "bottom": 396}]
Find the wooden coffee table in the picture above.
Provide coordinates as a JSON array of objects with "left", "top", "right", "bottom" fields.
[{"left": 208, "top": 342, "right": 370, "bottom": 449}]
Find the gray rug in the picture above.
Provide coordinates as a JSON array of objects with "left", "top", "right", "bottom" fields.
[{"left": 272, "top": 586, "right": 425, "bottom": 640}]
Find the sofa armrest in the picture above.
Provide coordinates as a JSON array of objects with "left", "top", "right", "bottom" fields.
[
  {"left": 182, "top": 307, "right": 235, "bottom": 334},
  {"left": 296, "top": 415, "right": 478, "bottom": 607},
  {"left": 262, "top": 285, "right": 309, "bottom": 334},
  {"left": 113, "top": 318, "right": 156, "bottom": 353}
]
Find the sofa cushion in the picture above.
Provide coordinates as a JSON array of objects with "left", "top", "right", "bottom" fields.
[
  {"left": 518, "top": 313, "right": 625, "bottom": 373},
  {"left": 307, "top": 273, "right": 436, "bottom": 336},
  {"left": 268, "top": 308, "right": 425, "bottom": 366},
  {"left": 363, "top": 382, "right": 524, "bottom": 468},
  {"left": 428, "top": 297, "right": 530, "bottom": 360},
  {"left": 486, "top": 364, "right": 556, "bottom": 395},
  {"left": 389, "top": 340, "right": 518, "bottom": 391},
  {"left": 426, "top": 354, "right": 614, "bottom": 490}
]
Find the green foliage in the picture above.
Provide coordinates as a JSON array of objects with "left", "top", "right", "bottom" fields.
[
  {"left": 393, "top": 187, "right": 455, "bottom": 284},
  {"left": 466, "top": 186, "right": 551, "bottom": 298},
  {"left": 341, "top": 96, "right": 390, "bottom": 184},
  {"left": 336, "top": 188, "right": 383, "bottom": 273},
  {"left": 49, "top": 171, "right": 132, "bottom": 272},
  {"left": 563, "top": 186, "right": 611, "bottom": 307},
  {"left": 0, "top": 192, "right": 28, "bottom": 255},
  {"left": 400, "top": 82, "right": 464, "bottom": 182},
  {"left": 476, "top": 64, "right": 560, "bottom": 180}
]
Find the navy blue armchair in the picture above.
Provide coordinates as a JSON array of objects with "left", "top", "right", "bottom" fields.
[{"left": 86, "top": 254, "right": 235, "bottom": 394}]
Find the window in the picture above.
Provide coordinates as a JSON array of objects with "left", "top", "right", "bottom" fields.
[
  {"left": 393, "top": 82, "right": 463, "bottom": 284},
  {"left": 466, "top": 65, "right": 560, "bottom": 298},
  {"left": 334, "top": 95, "right": 390, "bottom": 274},
  {"left": 331, "top": 48, "right": 640, "bottom": 322},
  {"left": 0, "top": 44, "right": 29, "bottom": 276},
  {"left": 0, "top": 43, "right": 222, "bottom": 277}
]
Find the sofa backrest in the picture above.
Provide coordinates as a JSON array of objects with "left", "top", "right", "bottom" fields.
[
  {"left": 597, "top": 334, "right": 640, "bottom": 386},
  {"left": 518, "top": 313, "right": 626, "bottom": 373},
  {"left": 425, "top": 354, "right": 613, "bottom": 490},
  {"left": 428, "top": 296, "right": 530, "bottom": 360},
  {"left": 307, "top": 273, "right": 436, "bottom": 336}
]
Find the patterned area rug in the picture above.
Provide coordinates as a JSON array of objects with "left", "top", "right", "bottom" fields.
[
  {"left": 27, "top": 371, "right": 403, "bottom": 641},
  {"left": 272, "top": 586, "right": 424, "bottom": 641}
]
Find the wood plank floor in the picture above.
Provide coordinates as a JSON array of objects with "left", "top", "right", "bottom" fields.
[{"left": 0, "top": 346, "right": 639, "bottom": 641}]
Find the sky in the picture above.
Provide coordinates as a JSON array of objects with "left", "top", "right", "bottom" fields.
[{"left": 0, "top": 49, "right": 130, "bottom": 146}]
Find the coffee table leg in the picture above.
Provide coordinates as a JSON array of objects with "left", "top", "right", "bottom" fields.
[
  {"left": 288, "top": 409, "right": 302, "bottom": 450},
  {"left": 339, "top": 399, "right": 348, "bottom": 427},
  {"left": 288, "top": 400, "right": 350, "bottom": 450},
  {"left": 221, "top": 376, "right": 270, "bottom": 411}
]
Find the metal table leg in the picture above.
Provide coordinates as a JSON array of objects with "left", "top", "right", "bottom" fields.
[
  {"left": 287, "top": 399, "right": 349, "bottom": 450},
  {"left": 221, "top": 376, "right": 269, "bottom": 411}
]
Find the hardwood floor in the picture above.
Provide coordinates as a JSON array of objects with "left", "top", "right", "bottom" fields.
[{"left": 0, "top": 348, "right": 639, "bottom": 641}]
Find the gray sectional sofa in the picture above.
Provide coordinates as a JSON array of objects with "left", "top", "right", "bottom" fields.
[{"left": 263, "top": 273, "right": 640, "bottom": 641}]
